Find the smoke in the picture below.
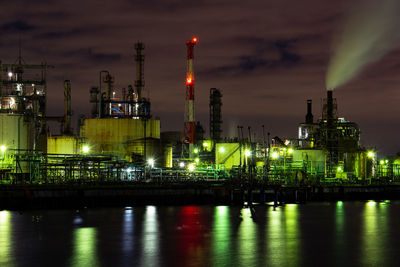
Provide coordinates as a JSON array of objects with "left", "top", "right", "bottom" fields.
[{"left": 326, "top": 0, "right": 400, "bottom": 89}]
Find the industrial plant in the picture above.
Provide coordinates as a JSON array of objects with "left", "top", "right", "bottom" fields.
[{"left": 0, "top": 38, "right": 398, "bottom": 186}]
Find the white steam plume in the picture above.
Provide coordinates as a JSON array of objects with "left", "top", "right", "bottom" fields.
[{"left": 326, "top": 0, "right": 400, "bottom": 90}]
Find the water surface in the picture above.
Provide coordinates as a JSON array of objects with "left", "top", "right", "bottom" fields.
[{"left": 1, "top": 201, "right": 400, "bottom": 266}]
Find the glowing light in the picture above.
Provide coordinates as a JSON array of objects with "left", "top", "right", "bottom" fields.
[
  {"left": 288, "top": 148, "right": 293, "bottom": 154},
  {"left": 148, "top": 158, "right": 155, "bottom": 168},
  {"left": 367, "top": 151, "right": 375, "bottom": 158},
  {"left": 0, "top": 145, "right": 6, "bottom": 152},
  {"left": 337, "top": 166, "right": 342, "bottom": 172},
  {"left": 272, "top": 152, "right": 279, "bottom": 159},
  {"left": 186, "top": 76, "right": 193, "bottom": 85},
  {"left": 203, "top": 141, "right": 210, "bottom": 148},
  {"left": 179, "top": 162, "right": 185, "bottom": 168},
  {"left": 126, "top": 168, "right": 132, "bottom": 173},
  {"left": 194, "top": 148, "right": 199, "bottom": 153},
  {"left": 195, "top": 158, "right": 199, "bottom": 163},
  {"left": 7, "top": 72, "right": 12, "bottom": 78},
  {"left": 188, "top": 163, "right": 195, "bottom": 172},
  {"left": 284, "top": 140, "right": 290, "bottom": 145},
  {"left": 380, "top": 160, "right": 384, "bottom": 165},
  {"left": 219, "top": 147, "right": 225, "bottom": 153},
  {"left": 82, "top": 145, "right": 89, "bottom": 154},
  {"left": 192, "top": 37, "right": 198, "bottom": 43},
  {"left": 244, "top": 150, "right": 251, "bottom": 157}
]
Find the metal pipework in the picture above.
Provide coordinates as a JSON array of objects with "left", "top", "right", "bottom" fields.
[
  {"left": 135, "top": 42, "right": 144, "bottom": 102},
  {"left": 64, "top": 80, "right": 72, "bottom": 134}
]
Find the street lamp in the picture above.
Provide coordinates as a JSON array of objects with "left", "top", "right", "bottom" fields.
[
  {"left": 82, "top": 145, "right": 89, "bottom": 154},
  {"left": 148, "top": 158, "right": 155, "bottom": 168}
]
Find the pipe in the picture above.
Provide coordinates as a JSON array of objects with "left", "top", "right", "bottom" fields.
[{"left": 64, "top": 80, "right": 72, "bottom": 134}]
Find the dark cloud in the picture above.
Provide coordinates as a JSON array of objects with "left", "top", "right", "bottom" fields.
[
  {"left": 1, "top": 20, "right": 36, "bottom": 32},
  {"left": 63, "top": 49, "right": 122, "bottom": 64},
  {"left": 201, "top": 38, "right": 301, "bottom": 76},
  {"left": 124, "top": 0, "right": 208, "bottom": 12},
  {"left": 35, "top": 29, "right": 88, "bottom": 40}
]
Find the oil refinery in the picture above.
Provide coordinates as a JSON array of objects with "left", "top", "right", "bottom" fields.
[{"left": 0, "top": 38, "right": 398, "bottom": 188}]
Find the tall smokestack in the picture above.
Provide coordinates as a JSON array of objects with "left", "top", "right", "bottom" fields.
[
  {"left": 90, "top": 87, "right": 99, "bottom": 118},
  {"left": 305, "top": 99, "right": 313, "bottom": 124},
  {"left": 135, "top": 42, "right": 144, "bottom": 102},
  {"left": 64, "top": 80, "right": 72, "bottom": 134},
  {"left": 183, "top": 37, "right": 198, "bottom": 158},
  {"left": 327, "top": 90, "right": 333, "bottom": 124}
]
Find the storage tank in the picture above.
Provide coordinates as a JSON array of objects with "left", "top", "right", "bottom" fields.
[
  {"left": 47, "top": 136, "right": 81, "bottom": 155},
  {"left": 0, "top": 113, "right": 34, "bottom": 151},
  {"left": 80, "top": 118, "right": 161, "bottom": 161}
]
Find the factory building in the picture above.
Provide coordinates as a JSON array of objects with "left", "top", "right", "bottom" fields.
[
  {"left": 0, "top": 57, "right": 51, "bottom": 178},
  {"left": 79, "top": 43, "right": 169, "bottom": 167},
  {"left": 215, "top": 90, "right": 374, "bottom": 182}
]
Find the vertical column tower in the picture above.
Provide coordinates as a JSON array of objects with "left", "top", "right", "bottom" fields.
[
  {"left": 183, "top": 37, "right": 198, "bottom": 158},
  {"left": 135, "top": 42, "right": 144, "bottom": 101}
]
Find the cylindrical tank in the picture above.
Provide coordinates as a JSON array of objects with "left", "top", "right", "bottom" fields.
[
  {"left": 0, "top": 113, "right": 34, "bottom": 151},
  {"left": 0, "top": 113, "right": 34, "bottom": 173}
]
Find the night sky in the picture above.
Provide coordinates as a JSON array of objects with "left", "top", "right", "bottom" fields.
[{"left": 3, "top": 0, "right": 400, "bottom": 156}]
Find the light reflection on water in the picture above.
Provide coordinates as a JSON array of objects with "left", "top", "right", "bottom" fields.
[
  {"left": 140, "top": 205, "right": 159, "bottom": 267},
  {"left": 2, "top": 201, "right": 400, "bottom": 266},
  {"left": 212, "top": 206, "right": 231, "bottom": 266},
  {"left": 362, "top": 200, "right": 389, "bottom": 266},
  {"left": 70, "top": 227, "right": 98, "bottom": 267},
  {"left": 267, "top": 204, "right": 300, "bottom": 266},
  {"left": 0, "top": 211, "right": 14, "bottom": 267},
  {"left": 122, "top": 207, "right": 134, "bottom": 253},
  {"left": 238, "top": 208, "right": 256, "bottom": 266}
]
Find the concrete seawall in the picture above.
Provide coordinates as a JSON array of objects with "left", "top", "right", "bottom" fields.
[{"left": 1, "top": 183, "right": 400, "bottom": 209}]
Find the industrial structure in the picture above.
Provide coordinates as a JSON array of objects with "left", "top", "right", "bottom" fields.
[
  {"left": 215, "top": 90, "right": 377, "bottom": 183},
  {"left": 0, "top": 39, "right": 400, "bottom": 185},
  {"left": 182, "top": 37, "right": 198, "bottom": 159},
  {"left": 210, "top": 88, "right": 222, "bottom": 143}
]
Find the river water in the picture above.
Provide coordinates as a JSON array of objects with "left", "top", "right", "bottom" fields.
[{"left": 1, "top": 201, "right": 400, "bottom": 267}]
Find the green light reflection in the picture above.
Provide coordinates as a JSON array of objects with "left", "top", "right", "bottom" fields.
[
  {"left": 0, "top": 211, "right": 14, "bottom": 267},
  {"left": 284, "top": 204, "right": 300, "bottom": 265},
  {"left": 71, "top": 227, "right": 98, "bottom": 267},
  {"left": 362, "top": 201, "right": 388, "bottom": 266},
  {"left": 238, "top": 208, "right": 256, "bottom": 266},
  {"left": 336, "top": 201, "right": 344, "bottom": 232},
  {"left": 267, "top": 204, "right": 300, "bottom": 266},
  {"left": 212, "top": 206, "right": 231, "bottom": 265},
  {"left": 334, "top": 201, "right": 345, "bottom": 261}
]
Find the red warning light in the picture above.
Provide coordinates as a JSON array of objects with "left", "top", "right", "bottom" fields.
[
  {"left": 186, "top": 76, "right": 193, "bottom": 85},
  {"left": 192, "top": 37, "right": 198, "bottom": 43}
]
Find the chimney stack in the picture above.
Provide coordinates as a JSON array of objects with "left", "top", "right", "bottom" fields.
[{"left": 305, "top": 99, "right": 313, "bottom": 124}]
